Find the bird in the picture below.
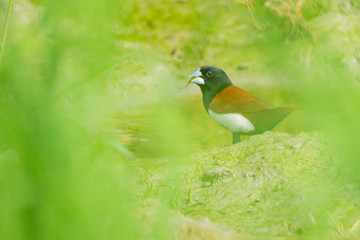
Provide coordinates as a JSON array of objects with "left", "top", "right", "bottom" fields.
[{"left": 186, "top": 66, "right": 298, "bottom": 144}]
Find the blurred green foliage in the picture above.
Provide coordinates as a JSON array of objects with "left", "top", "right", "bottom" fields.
[{"left": 1, "top": 0, "right": 360, "bottom": 239}]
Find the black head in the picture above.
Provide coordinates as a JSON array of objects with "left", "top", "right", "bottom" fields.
[
  {"left": 187, "top": 66, "right": 233, "bottom": 95},
  {"left": 187, "top": 66, "right": 233, "bottom": 111}
]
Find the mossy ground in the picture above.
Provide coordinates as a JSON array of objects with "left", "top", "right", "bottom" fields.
[{"left": 133, "top": 132, "right": 360, "bottom": 239}]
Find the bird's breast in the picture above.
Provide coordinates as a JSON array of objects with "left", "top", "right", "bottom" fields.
[{"left": 208, "top": 109, "right": 255, "bottom": 133}]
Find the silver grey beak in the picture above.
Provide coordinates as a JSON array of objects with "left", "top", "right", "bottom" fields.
[{"left": 186, "top": 68, "right": 205, "bottom": 87}]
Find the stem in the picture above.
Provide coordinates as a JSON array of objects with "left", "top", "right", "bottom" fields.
[
  {"left": 187, "top": 171, "right": 194, "bottom": 204},
  {"left": 0, "top": 0, "right": 14, "bottom": 64}
]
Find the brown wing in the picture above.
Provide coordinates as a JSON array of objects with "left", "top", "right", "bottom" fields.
[
  {"left": 209, "top": 85, "right": 274, "bottom": 114},
  {"left": 209, "top": 86, "right": 299, "bottom": 134}
]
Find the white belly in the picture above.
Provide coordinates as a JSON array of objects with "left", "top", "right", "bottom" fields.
[{"left": 208, "top": 109, "right": 255, "bottom": 133}]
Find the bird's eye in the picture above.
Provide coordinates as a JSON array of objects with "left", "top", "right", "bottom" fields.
[{"left": 206, "top": 71, "right": 213, "bottom": 77}]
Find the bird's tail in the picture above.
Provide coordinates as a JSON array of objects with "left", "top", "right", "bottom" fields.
[
  {"left": 243, "top": 105, "right": 300, "bottom": 134},
  {"left": 277, "top": 106, "right": 301, "bottom": 113}
]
